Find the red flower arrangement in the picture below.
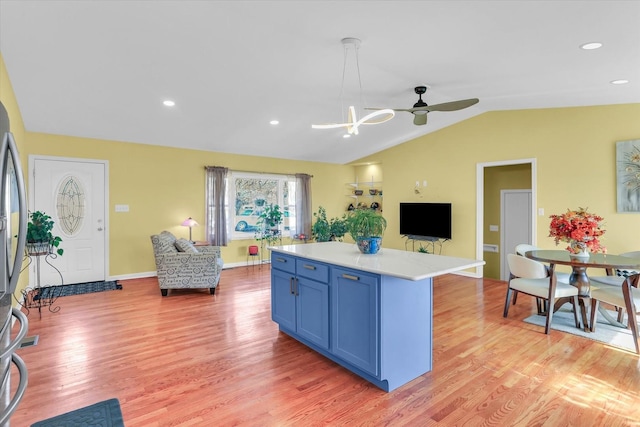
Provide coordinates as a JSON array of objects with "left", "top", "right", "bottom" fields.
[{"left": 549, "top": 207, "right": 606, "bottom": 254}]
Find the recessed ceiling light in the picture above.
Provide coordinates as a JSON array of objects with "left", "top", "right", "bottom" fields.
[
  {"left": 163, "top": 100, "right": 175, "bottom": 107},
  {"left": 580, "top": 42, "right": 602, "bottom": 50},
  {"left": 610, "top": 79, "right": 629, "bottom": 85},
  {"left": 270, "top": 120, "right": 279, "bottom": 125}
]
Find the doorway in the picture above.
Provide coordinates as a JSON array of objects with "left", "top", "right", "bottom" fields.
[
  {"left": 28, "top": 156, "right": 109, "bottom": 286},
  {"left": 476, "top": 159, "right": 536, "bottom": 279}
]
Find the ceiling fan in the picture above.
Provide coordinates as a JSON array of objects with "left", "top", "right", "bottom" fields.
[{"left": 367, "top": 86, "right": 479, "bottom": 126}]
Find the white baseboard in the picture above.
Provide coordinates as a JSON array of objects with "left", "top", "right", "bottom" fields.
[{"left": 108, "top": 261, "right": 269, "bottom": 282}]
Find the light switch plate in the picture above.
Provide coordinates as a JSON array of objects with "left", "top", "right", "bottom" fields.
[
  {"left": 489, "top": 225, "right": 499, "bottom": 232},
  {"left": 115, "top": 204, "right": 129, "bottom": 212}
]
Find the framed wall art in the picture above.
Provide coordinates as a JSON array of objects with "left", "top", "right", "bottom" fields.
[{"left": 616, "top": 138, "right": 640, "bottom": 212}]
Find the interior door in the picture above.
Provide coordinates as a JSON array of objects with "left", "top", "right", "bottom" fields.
[
  {"left": 30, "top": 157, "right": 107, "bottom": 286},
  {"left": 500, "top": 189, "right": 532, "bottom": 280}
]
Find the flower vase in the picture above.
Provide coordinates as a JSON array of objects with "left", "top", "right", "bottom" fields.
[{"left": 569, "top": 244, "right": 589, "bottom": 260}]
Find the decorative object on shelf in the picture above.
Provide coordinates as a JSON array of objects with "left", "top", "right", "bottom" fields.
[
  {"left": 312, "top": 206, "right": 348, "bottom": 242},
  {"left": 369, "top": 189, "right": 378, "bottom": 195},
  {"left": 354, "top": 189, "right": 364, "bottom": 196},
  {"left": 549, "top": 207, "right": 606, "bottom": 257},
  {"left": 181, "top": 217, "right": 199, "bottom": 243},
  {"left": 370, "top": 202, "right": 380, "bottom": 211},
  {"left": 311, "top": 37, "right": 394, "bottom": 137},
  {"left": 347, "top": 203, "right": 355, "bottom": 211},
  {"left": 345, "top": 208, "right": 387, "bottom": 254},
  {"left": 26, "top": 210, "right": 63, "bottom": 256}
]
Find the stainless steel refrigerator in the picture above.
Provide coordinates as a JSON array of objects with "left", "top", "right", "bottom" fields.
[{"left": 0, "top": 104, "right": 29, "bottom": 425}]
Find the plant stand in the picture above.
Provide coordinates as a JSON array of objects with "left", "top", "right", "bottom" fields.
[{"left": 18, "top": 251, "right": 64, "bottom": 318}]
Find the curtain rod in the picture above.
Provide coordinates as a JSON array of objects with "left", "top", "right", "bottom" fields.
[{"left": 204, "top": 166, "right": 313, "bottom": 178}]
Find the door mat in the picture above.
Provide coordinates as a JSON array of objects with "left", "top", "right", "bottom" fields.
[
  {"left": 31, "top": 398, "right": 124, "bottom": 426},
  {"left": 38, "top": 280, "right": 122, "bottom": 299},
  {"left": 523, "top": 308, "right": 637, "bottom": 353}
]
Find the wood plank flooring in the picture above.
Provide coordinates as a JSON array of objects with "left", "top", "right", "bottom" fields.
[{"left": 9, "top": 266, "right": 640, "bottom": 426}]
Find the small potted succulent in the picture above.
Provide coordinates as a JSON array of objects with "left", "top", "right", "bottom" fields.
[
  {"left": 345, "top": 208, "right": 387, "bottom": 254},
  {"left": 26, "top": 210, "right": 63, "bottom": 256}
]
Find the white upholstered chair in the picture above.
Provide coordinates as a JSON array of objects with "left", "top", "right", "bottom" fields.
[
  {"left": 513, "top": 244, "right": 570, "bottom": 313},
  {"left": 589, "top": 273, "right": 640, "bottom": 354},
  {"left": 589, "top": 251, "right": 640, "bottom": 287},
  {"left": 505, "top": 253, "right": 581, "bottom": 334}
]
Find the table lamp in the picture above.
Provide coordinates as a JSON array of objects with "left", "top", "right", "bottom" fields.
[{"left": 181, "top": 217, "right": 199, "bottom": 242}]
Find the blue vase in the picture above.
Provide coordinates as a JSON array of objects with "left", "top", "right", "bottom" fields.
[{"left": 356, "top": 237, "right": 382, "bottom": 254}]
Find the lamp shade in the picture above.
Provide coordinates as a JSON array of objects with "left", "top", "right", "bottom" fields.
[{"left": 181, "top": 217, "right": 199, "bottom": 227}]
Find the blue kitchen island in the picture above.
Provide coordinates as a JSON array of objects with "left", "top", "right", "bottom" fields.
[{"left": 269, "top": 242, "right": 485, "bottom": 392}]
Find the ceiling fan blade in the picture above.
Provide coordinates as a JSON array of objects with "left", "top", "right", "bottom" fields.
[
  {"left": 413, "top": 113, "right": 428, "bottom": 126},
  {"left": 423, "top": 98, "right": 479, "bottom": 112},
  {"left": 365, "top": 107, "right": 414, "bottom": 112}
]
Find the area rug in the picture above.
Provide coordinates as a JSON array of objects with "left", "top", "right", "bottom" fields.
[
  {"left": 31, "top": 398, "right": 124, "bottom": 426},
  {"left": 38, "top": 280, "right": 122, "bottom": 299},
  {"left": 523, "top": 308, "right": 637, "bottom": 353}
]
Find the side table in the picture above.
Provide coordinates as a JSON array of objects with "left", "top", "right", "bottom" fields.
[{"left": 18, "top": 251, "right": 64, "bottom": 318}]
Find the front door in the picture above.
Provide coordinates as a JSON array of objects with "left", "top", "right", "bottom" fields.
[{"left": 30, "top": 156, "right": 107, "bottom": 286}]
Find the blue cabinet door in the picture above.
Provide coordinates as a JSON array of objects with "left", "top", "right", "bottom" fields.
[
  {"left": 296, "top": 277, "right": 329, "bottom": 350},
  {"left": 331, "top": 267, "right": 379, "bottom": 376},
  {"left": 271, "top": 268, "right": 296, "bottom": 332}
]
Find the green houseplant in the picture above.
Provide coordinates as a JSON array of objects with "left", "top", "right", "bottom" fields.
[
  {"left": 345, "top": 208, "right": 387, "bottom": 254},
  {"left": 26, "top": 210, "right": 63, "bottom": 256},
  {"left": 312, "top": 206, "right": 348, "bottom": 242},
  {"left": 255, "top": 203, "right": 284, "bottom": 246}
]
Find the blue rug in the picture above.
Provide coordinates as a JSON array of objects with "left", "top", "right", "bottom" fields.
[
  {"left": 31, "top": 398, "right": 124, "bottom": 426},
  {"left": 37, "top": 281, "right": 122, "bottom": 299}
]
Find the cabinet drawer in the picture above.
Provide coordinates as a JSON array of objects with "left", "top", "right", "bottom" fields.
[
  {"left": 271, "top": 253, "right": 296, "bottom": 274},
  {"left": 296, "top": 259, "right": 329, "bottom": 283}
]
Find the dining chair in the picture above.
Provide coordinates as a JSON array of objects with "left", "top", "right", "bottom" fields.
[
  {"left": 589, "top": 273, "right": 640, "bottom": 354},
  {"left": 514, "top": 244, "right": 570, "bottom": 313},
  {"left": 589, "top": 251, "right": 640, "bottom": 323},
  {"left": 505, "top": 253, "right": 581, "bottom": 334},
  {"left": 590, "top": 251, "right": 640, "bottom": 287}
]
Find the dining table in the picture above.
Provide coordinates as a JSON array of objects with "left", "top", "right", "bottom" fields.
[{"left": 525, "top": 250, "right": 640, "bottom": 331}]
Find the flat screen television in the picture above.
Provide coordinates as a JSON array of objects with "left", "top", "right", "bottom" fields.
[{"left": 399, "top": 202, "right": 452, "bottom": 240}]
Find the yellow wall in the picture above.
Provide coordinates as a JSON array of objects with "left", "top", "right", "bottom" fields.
[
  {"left": 355, "top": 104, "right": 640, "bottom": 266},
  {"left": 25, "top": 132, "right": 353, "bottom": 275}
]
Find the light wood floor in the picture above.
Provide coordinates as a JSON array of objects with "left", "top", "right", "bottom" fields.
[{"left": 9, "top": 266, "right": 640, "bottom": 426}]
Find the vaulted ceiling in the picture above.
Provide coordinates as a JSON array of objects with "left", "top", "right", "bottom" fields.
[{"left": 1, "top": 1, "right": 638, "bottom": 164}]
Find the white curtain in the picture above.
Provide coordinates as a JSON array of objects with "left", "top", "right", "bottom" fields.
[
  {"left": 205, "top": 166, "right": 229, "bottom": 246},
  {"left": 295, "top": 173, "right": 312, "bottom": 237}
]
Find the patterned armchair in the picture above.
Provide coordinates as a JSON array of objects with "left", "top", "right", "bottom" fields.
[{"left": 150, "top": 231, "right": 223, "bottom": 296}]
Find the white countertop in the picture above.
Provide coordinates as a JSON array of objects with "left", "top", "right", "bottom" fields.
[{"left": 268, "top": 242, "right": 485, "bottom": 281}]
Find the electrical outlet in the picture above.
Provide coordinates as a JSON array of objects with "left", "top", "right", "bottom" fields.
[
  {"left": 115, "top": 204, "right": 129, "bottom": 212},
  {"left": 489, "top": 225, "right": 499, "bottom": 232}
]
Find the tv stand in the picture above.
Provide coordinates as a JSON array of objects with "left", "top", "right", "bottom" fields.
[{"left": 403, "top": 235, "right": 447, "bottom": 254}]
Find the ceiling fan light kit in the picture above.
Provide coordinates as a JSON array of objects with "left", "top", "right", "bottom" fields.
[{"left": 312, "top": 37, "right": 395, "bottom": 136}]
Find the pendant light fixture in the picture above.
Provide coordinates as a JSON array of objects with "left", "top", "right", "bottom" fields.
[{"left": 312, "top": 38, "right": 394, "bottom": 136}]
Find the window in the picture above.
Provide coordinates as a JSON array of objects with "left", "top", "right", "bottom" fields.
[{"left": 228, "top": 172, "right": 296, "bottom": 240}]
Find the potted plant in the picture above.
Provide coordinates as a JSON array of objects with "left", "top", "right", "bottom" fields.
[
  {"left": 312, "top": 207, "right": 349, "bottom": 242},
  {"left": 345, "top": 208, "right": 387, "bottom": 254},
  {"left": 312, "top": 206, "right": 331, "bottom": 242},
  {"left": 329, "top": 214, "right": 348, "bottom": 242},
  {"left": 26, "top": 210, "right": 64, "bottom": 256},
  {"left": 255, "top": 203, "right": 284, "bottom": 246}
]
